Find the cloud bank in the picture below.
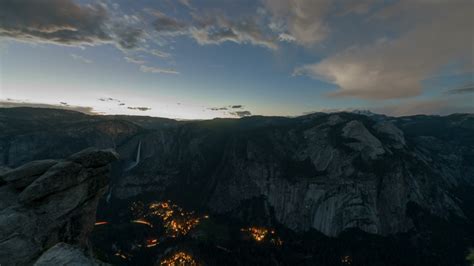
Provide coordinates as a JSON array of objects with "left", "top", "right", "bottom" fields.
[{"left": 293, "top": 0, "right": 473, "bottom": 99}]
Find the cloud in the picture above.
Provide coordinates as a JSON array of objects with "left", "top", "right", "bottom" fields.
[
  {"left": 337, "top": 0, "right": 375, "bottom": 16},
  {"left": 294, "top": 0, "right": 473, "bottom": 99},
  {"left": 208, "top": 107, "right": 228, "bottom": 111},
  {"left": 127, "top": 106, "right": 152, "bottom": 111},
  {"left": 0, "top": 0, "right": 111, "bottom": 46},
  {"left": 0, "top": 100, "right": 96, "bottom": 115},
  {"left": 0, "top": 0, "right": 145, "bottom": 51},
  {"left": 124, "top": 56, "right": 145, "bottom": 65},
  {"left": 263, "top": 0, "right": 331, "bottom": 46},
  {"left": 148, "top": 49, "right": 171, "bottom": 58},
  {"left": 113, "top": 27, "right": 144, "bottom": 49},
  {"left": 445, "top": 84, "right": 474, "bottom": 95},
  {"left": 178, "top": 0, "right": 193, "bottom": 9},
  {"left": 230, "top": 110, "right": 252, "bottom": 118},
  {"left": 278, "top": 33, "right": 296, "bottom": 42},
  {"left": 70, "top": 54, "right": 92, "bottom": 64},
  {"left": 98, "top": 97, "right": 122, "bottom": 103},
  {"left": 139, "top": 65, "right": 179, "bottom": 74},
  {"left": 190, "top": 13, "right": 278, "bottom": 50},
  {"left": 208, "top": 105, "right": 243, "bottom": 111},
  {"left": 151, "top": 10, "right": 188, "bottom": 34}
]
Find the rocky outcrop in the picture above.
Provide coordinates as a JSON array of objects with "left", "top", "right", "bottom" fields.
[{"left": 0, "top": 148, "right": 118, "bottom": 265}]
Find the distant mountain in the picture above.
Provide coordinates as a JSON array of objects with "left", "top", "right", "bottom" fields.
[{"left": 0, "top": 107, "right": 473, "bottom": 265}]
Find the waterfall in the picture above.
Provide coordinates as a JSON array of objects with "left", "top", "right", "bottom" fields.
[
  {"left": 135, "top": 140, "right": 141, "bottom": 164},
  {"left": 106, "top": 185, "right": 114, "bottom": 203},
  {"left": 125, "top": 141, "right": 142, "bottom": 171}
]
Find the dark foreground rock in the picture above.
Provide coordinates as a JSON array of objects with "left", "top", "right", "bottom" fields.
[
  {"left": 0, "top": 148, "right": 118, "bottom": 266},
  {"left": 34, "top": 243, "right": 109, "bottom": 266}
]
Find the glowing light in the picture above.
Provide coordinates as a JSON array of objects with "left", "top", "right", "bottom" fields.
[
  {"left": 146, "top": 238, "right": 159, "bottom": 248},
  {"left": 341, "top": 255, "right": 352, "bottom": 265},
  {"left": 94, "top": 221, "right": 109, "bottom": 226},
  {"left": 160, "top": 251, "right": 199, "bottom": 266},
  {"left": 132, "top": 200, "right": 201, "bottom": 238},
  {"left": 241, "top": 227, "right": 283, "bottom": 245},
  {"left": 241, "top": 227, "right": 269, "bottom": 241},
  {"left": 114, "top": 251, "right": 129, "bottom": 260},
  {"left": 131, "top": 219, "right": 154, "bottom": 228}
]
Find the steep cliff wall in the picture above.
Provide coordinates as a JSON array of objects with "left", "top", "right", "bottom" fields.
[{"left": 1, "top": 108, "right": 472, "bottom": 238}]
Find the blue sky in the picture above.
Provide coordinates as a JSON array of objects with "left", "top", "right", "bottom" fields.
[{"left": 0, "top": 0, "right": 472, "bottom": 119}]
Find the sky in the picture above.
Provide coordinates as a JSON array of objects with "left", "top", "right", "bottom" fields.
[{"left": 0, "top": 0, "right": 473, "bottom": 119}]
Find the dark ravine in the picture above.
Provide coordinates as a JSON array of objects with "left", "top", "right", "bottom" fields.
[
  {"left": 0, "top": 147, "right": 118, "bottom": 265},
  {"left": 0, "top": 107, "right": 473, "bottom": 265}
]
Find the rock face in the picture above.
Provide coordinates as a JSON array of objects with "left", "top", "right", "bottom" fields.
[
  {"left": 0, "top": 148, "right": 118, "bottom": 265},
  {"left": 0, "top": 108, "right": 473, "bottom": 239}
]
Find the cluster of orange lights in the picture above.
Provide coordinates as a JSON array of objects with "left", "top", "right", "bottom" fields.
[
  {"left": 153, "top": 201, "right": 201, "bottom": 238},
  {"left": 131, "top": 200, "right": 202, "bottom": 238},
  {"left": 241, "top": 227, "right": 269, "bottom": 241},
  {"left": 160, "top": 251, "right": 199, "bottom": 266},
  {"left": 240, "top": 227, "right": 283, "bottom": 245}
]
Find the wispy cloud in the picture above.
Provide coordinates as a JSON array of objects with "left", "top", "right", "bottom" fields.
[
  {"left": 151, "top": 10, "right": 188, "bottom": 35},
  {"left": 70, "top": 54, "right": 93, "bottom": 64},
  {"left": 139, "top": 65, "right": 179, "bottom": 74},
  {"left": 208, "top": 107, "right": 228, "bottom": 111},
  {"left": 178, "top": 0, "right": 193, "bottom": 9},
  {"left": 98, "top": 97, "right": 122, "bottom": 103},
  {"left": 190, "top": 13, "right": 278, "bottom": 50},
  {"left": 127, "top": 106, "right": 152, "bottom": 111},
  {"left": 0, "top": 0, "right": 110, "bottom": 46},
  {"left": 124, "top": 56, "right": 145, "bottom": 65},
  {"left": 445, "top": 83, "right": 474, "bottom": 95},
  {"left": 263, "top": 0, "right": 331, "bottom": 46},
  {"left": 207, "top": 104, "right": 244, "bottom": 111},
  {"left": 0, "top": 0, "right": 146, "bottom": 51}
]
